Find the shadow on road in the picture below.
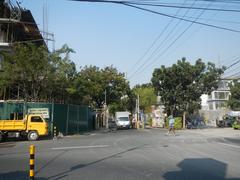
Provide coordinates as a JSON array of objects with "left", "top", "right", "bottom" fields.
[
  {"left": 163, "top": 158, "right": 240, "bottom": 180},
  {"left": 47, "top": 145, "right": 144, "bottom": 179},
  {"left": 0, "top": 171, "right": 47, "bottom": 180},
  {"left": 35, "top": 150, "right": 67, "bottom": 175}
]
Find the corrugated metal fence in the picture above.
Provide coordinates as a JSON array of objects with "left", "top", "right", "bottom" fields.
[{"left": 0, "top": 102, "right": 96, "bottom": 135}]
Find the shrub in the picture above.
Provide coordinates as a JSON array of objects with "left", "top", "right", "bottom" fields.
[
  {"left": 147, "top": 118, "right": 153, "bottom": 126},
  {"left": 232, "top": 120, "right": 240, "bottom": 130}
]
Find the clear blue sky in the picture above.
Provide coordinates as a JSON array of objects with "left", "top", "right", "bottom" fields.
[{"left": 21, "top": 0, "right": 240, "bottom": 87}]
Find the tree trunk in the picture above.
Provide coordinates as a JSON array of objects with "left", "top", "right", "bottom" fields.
[{"left": 183, "top": 111, "right": 186, "bottom": 129}]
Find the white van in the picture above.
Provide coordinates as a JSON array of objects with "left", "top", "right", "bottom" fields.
[{"left": 115, "top": 111, "right": 131, "bottom": 129}]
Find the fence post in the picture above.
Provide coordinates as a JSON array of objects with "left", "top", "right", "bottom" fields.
[
  {"left": 77, "top": 106, "right": 79, "bottom": 133},
  {"left": 66, "top": 104, "right": 69, "bottom": 135},
  {"left": 51, "top": 102, "right": 54, "bottom": 138},
  {"left": 29, "top": 145, "right": 35, "bottom": 180},
  {"left": 86, "top": 107, "right": 89, "bottom": 131}
]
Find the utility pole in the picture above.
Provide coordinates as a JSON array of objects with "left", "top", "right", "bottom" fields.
[
  {"left": 136, "top": 94, "right": 140, "bottom": 129},
  {"left": 104, "top": 89, "right": 108, "bottom": 129}
]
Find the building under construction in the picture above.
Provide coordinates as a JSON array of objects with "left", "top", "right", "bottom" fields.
[
  {"left": 0, "top": 0, "right": 47, "bottom": 100},
  {"left": 0, "top": 0, "right": 45, "bottom": 52}
]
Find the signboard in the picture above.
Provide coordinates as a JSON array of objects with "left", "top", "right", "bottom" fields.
[{"left": 28, "top": 108, "right": 50, "bottom": 119}]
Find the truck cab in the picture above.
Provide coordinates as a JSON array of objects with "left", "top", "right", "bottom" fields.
[{"left": 26, "top": 115, "right": 48, "bottom": 140}]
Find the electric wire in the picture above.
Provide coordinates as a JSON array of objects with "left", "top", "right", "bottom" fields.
[
  {"left": 225, "top": 59, "right": 240, "bottom": 70},
  {"left": 127, "top": 0, "right": 189, "bottom": 77},
  {"left": 150, "top": 0, "right": 229, "bottom": 70},
  {"left": 67, "top": 0, "right": 240, "bottom": 81},
  {"left": 69, "top": 0, "right": 240, "bottom": 33},
  {"left": 121, "top": 3, "right": 240, "bottom": 33},
  {"left": 224, "top": 60, "right": 240, "bottom": 76},
  {"left": 129, "top": 1, "right": 215, "bottom": 80},
  {"left": 126, "top": 1, "right": 240, "bottom": 13},
  {"left": 128, "top": 0, "right": 197, "bottom": 78}
]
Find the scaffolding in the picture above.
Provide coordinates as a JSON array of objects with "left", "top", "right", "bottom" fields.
[{"left": 0, "top": 0, "right": 53, "bottom": 50}]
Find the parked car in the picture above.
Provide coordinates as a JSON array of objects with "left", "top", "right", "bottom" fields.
[{"left": 218, "top": 116, "right": 236, "bottom": 128}]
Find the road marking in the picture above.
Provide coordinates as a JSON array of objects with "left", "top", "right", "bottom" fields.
[
  {"left": 217, "top": 142, "right": 240, "bottom": 149},
  {"left": 51, "top": 145, "right": 109, "bottom": 150},
  {"left": 0, "top": 142, "right": 16, "bottom": 148}
]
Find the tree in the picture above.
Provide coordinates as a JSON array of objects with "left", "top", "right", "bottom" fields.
[
  {"left": 73, "top": 65, "right": 130, "bottom": 109},
  {"left": 0, "top": 43, "right": 49, "bottom": 101},
  {"left": 132, "top": 83, "right": 157, "bottom": 113},
  {"left": 228, "top": 80, "right": 240, "bottom": 111},
  {"left": 151, "top": 58, "right": 225, "bottom": 128},
  {"left": 0, "top": 43, "right": 76, "bottom": 103},
  {"left": 47, "top": 44, "right": 77, "bottom": 103}
]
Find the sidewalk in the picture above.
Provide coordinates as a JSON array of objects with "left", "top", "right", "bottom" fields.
[{"left": 183, "top": 127, "right": 240, "bottom": 138}]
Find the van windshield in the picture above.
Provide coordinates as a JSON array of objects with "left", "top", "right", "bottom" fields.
[{"left": 118, "top": 117, "right": 129, "bottom": 121}]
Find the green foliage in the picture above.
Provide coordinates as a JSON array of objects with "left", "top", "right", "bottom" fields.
[
  {"left": 151, "top": 58, "right": 224, "bottom": 115},
  {"left": 0, "top": 44, "right": 131, "bottom": 110},
  {"left": 0, "top": 43, "right": 77, "bottom": 102},
  {"left": 232, "top": 121, "right": 240, "bottom": 130},
  {"left": 147, "top": 118, "right": 153, "bottom": 126},
  {"left": 228, "top": 80, "right": 240, "bottom": 111},
  {"left": 73, "top": 65, "right": 131, "bottom": 109},
  {"left": 165, "top": 117, "right": 183, "bottom": 130},
  {"left": 132, "top": 84, "right": 157, "bottom": 113}
]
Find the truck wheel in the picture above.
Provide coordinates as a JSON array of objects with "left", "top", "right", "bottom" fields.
[
  {"left": 0, "top": 133, "right": 2, "bottom": 142},
  {"left": 28, "top": 131, "right": 39, "bottom": 141}
]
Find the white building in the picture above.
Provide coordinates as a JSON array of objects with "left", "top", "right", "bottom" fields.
[
  {"left": 207, "top": 79, "right": 231, "bottom": 110},
  {"left": 200, "top": 79, "right": 233, "bottom": 126}
]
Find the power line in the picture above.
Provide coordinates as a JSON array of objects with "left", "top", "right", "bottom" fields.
[
  {"left": 129, "top": 0, "right": 212, "bottom": 80},
  {"left": 127, "top": 0, "right": 189, "bottom": 77},
  {"left": 69, "top": 0, "right": 240, "bottom": 33},
  {"left": 128, "top": 0, "right": 197, "bottom": 78},
  {"left": 223, "top": 58, "right": 240, "bottom": 76},
  {"left": 196, "top": 0, "right": 240, "bottom": 4},
  {"left": 225, "top": 59, "right": 240, "bottom": 70},
  {"left": 224, "top": 70, "right": 240, "bottom": 79},
  {"left": 153, "top": 0, "right": 231, "bottom": 69},
  {"left": 126, "top": 1, "right": 240, "bottom": 13},
  {"left": 68, "top": 0, "right": 240, "bottom": 81},
  {"left": 129, "top": 1, "right": 240, "bottom": 79},
  {"left": 121, "top": 3, "right": 240, "bottom": 33},
  {"left": 221, "top": 55, "right": 240, "bottom": 67}
]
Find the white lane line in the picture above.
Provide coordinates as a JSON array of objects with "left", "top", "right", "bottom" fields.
[
  {"left": 217, "top": 142, "right": 240, "bottom": 149},
  {"left": 51, "top": 145, "right": 109, "bottom": 150}
]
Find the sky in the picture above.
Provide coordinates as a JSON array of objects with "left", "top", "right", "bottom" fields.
[{"left": 20, "top": 0, "right": 240, "bottom": 87}]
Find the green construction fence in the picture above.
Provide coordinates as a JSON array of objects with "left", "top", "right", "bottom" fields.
[{"left": 0, "top": 102, "right": 96, "bottom": 135}]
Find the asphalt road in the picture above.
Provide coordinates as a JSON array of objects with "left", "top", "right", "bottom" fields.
[{"left": 0, "top": 128, "right": 240, "bottom": 180}]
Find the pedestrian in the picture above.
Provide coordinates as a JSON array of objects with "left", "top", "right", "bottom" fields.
[{"left": 167, "top": 115, "right": 175, "bottom": 136}]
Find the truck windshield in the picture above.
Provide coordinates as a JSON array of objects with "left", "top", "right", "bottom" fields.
[{"left": 118, "top": 117, "right": 129, "bottom": 121}]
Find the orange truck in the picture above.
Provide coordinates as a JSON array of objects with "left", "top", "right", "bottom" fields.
[{"left": 0, "top": 114, "right": 48, "bottom": 142}]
